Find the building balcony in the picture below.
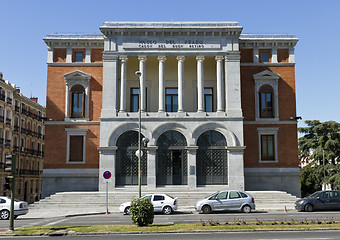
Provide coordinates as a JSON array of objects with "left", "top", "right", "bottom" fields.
[
  {"left": 14, "top": 125, "right": 19, "bottom": 132},
  {"left": 0, "top": 94, "right": 5, "bottom": 102},
  {"left": 6, "top": 97, "right": 12, "bottom": 105},
  {"left": 6, "top": 118, "right": 11, "bottom": 125},
  {"left": 15, "top": 105, "right": 20, "bottom": 112},
  {"left": 4, "top": 139, "right": 11, "bottom": 146},
  {"left": 19, "top": 169, "right": 42, "bottom": 176}
]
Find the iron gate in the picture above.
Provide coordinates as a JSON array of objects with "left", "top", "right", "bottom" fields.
[
  {"left": 116, "top": 131, "right": 147, "bottom": 185},
  {"left": 197, "top": 130, "right": 228, "bottom": 185},
  {"left": 157, "top": 130, "right": 187, "bottom": 185}
]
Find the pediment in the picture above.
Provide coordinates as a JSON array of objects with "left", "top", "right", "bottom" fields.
[
  {"left": 253, "top": 70, "right": 280, "bottom": 81},
  {"left": 64, "top": 70, "right": 91, "bottom": 81}
]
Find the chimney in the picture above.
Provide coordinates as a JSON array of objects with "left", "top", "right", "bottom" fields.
[
  {"left": 0, "top": 72, "right": 3, "bottom": 79},
  {"left": 30, "top": 97, "right": 38, "bottom": 103},
  {"left": 16, "top": 87, "right": 20, "bottom": 93}
]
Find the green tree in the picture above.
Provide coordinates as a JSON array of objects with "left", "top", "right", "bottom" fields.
[
  {"left": 130, "top": 197, "right": 154, "bottom": 227},
  {"left": 298, "top": 120, "right": 340, "bottom": 196}
]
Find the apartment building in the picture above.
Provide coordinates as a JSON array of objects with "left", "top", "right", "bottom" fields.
[
  {"left": 0, "top": 73, "right": 46, "bottom": 203},
  {"left": 42, "top": 22, "right": 300, "bottom": 197}
]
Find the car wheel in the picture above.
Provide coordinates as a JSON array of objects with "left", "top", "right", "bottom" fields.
[
  {"left": 124, "top": 207, "right": 131, "bottom": 215},
  {"left": 202, "top": 205, "right": 212, "bottom": 214},
  {"left": 162, "top": 206, "right": 172, "bottom": 215},
  {"left": 304, "top": 204, "right": 314, "bottom": 212},
  {"left": 242, "top": 205, "right": 251, "bottom": 213},
  {"left": 0, "top": 210, "right": 10, "bottom": 220}
]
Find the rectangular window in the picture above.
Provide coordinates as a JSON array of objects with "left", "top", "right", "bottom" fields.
[
  {"left": 69, "top": 136, "right": 84, "bottom": 162},
  {"left": 130, "top": 88, "right": 139, "bottom": 112},
  {"left": 204, "top": 88, "right": 213, "bottom": 112},
  {"left": 165, "top": 88, "right": 178, "bottom": 112},
  {"left": 261, "top": 134, "right": 275, "bottom": 161},
  {"left": 75, "top": 52, "right": 83, "bottom": 62},
  {"left": 259, "top": 49, "right": 272, "bottom": 63}
]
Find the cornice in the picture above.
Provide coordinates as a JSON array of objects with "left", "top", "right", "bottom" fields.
[
  {"left": 100, "top": 21, "right": 243, "bottom": 37},
  {"left": 43, "top": 34, "right": 104, "bottom": 48},
  {"left": 240, "top": 34, "right": 298, "bottom": 48}
]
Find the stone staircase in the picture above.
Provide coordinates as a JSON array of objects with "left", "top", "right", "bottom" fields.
[{"left": 30, "top": 187, "right": 298, "bottom": 213}]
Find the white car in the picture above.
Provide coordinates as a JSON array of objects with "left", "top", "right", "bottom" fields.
[
  {"left": 0, "top": 197, "right": 29, "bottom": 220},
  {"left": 119, "top": 194, "right": 178, "bottom": 215}
]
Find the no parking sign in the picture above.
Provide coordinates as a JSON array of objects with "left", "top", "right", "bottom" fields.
[{"left": 103, "top": 171, "right": 112, "bottom": 182}]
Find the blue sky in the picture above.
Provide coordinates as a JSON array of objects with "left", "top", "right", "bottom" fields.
[{"left": 0, "top": 0, "right": 339, "bottom": 127}]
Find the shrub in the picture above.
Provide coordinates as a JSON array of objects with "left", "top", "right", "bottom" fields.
[{"left": 130, "top": 197, "right": 154, "bottom": 226}]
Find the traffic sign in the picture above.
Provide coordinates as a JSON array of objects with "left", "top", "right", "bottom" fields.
[{"left": 103, "top": 171, "right": 112, "bottom": 181}]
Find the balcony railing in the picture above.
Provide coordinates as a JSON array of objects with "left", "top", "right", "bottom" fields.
[
  {"left": 5, "top": 118, "right": 11, "bottom": 125},
  {"left": 19, "top": 169, "right": 42, "bottom": 175},
  {"left": 6, "top": 97, "right": 12, "bottom": 105}
]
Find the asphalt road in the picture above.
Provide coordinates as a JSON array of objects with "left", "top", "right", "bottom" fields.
[
  {"left": 1, "top": 210, "right": 340, "bottom": 230},
  {"left": 1, "top": 230, "right": 340, "bottom": 239}
]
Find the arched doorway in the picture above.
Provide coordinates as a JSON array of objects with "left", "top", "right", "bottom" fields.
[
  {"left": 116, "top": 131, "right": 147, "bottom": 186},
  {"left": 197, "top": 130, "right": 228, "bottom": 185},
  {"left": 157, "top": 130, "right": 187, "bottom": 185}
]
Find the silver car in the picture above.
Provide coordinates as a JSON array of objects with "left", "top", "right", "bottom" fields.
[{"left": 195, "top": 190, "right": 255, "bottom": 214}]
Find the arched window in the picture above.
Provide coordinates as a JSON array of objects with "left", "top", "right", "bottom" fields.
[
  {"left": 259, "top": 84, "right": 274, "bottom": 118},
  {"left": 253, "top": 70, "right": 279, "bottom": 121},
  {"left": 70, "top": 85, "right": 85, "bottom": 118}
]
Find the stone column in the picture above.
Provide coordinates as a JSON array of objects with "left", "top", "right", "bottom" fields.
[
  {"left": 225, "top": 52, "right": 242, "bottom": 117},
  {"left": 158, "top": 56, "right": 166, "bottom": 112},
  {"left": 47, "top": 47, "right": 53, "bottom": 64},
  {"left": 101, "top": 53, "right": 119, "bottom": 118},
  {"left": 66, "top": 48, "right": 72, "bottom": 63},
  {"left": 138, "top": 56, "right": 147, "bottom": 112},
  {"left": 196, "top": 56, "right": 205, "bottom": 112},
  {"left": 177, "top": 56, "right": 185, "bottom": 112},
  {"left": 253, "top": 46, "right": 259, "bottom": 63},
  {"left": 289, "top": 47, "right": 295, "bottom": 63},
  {"left": 85, "top": 48, "right": 91, "bottom": 63},
  {"left": 98, "top": 147, "right": 117, "bottom": 192},
  {"left": 187, "top": 146, "right": 198, "bottom": 189},
  {"left": 272, "top": 46, "right": 278, "bottom": 63},
  {"left": 215, "top": 56, "right": 224, "bottom": 112},
  {"left": 147, "top": 146, "right": 158, "bottom": 189},
  {"left": 119, "top": 56, "right": 128, "bottom": 113}
]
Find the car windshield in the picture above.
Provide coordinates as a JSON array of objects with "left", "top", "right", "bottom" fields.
[
  {"left": 208, "top": 192, "right": 219, "bottom": 200},
  {"left": 142, "top": 195, "right": 152, "bottom": 201},
  {"left": 307, "top": 192, "right": 320, "bottom": 199}
]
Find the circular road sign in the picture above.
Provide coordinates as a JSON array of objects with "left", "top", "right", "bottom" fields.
[{"left": 103, "top": 171, "right": 112, "bottom": 180}]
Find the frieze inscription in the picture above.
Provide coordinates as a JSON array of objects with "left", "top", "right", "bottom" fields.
[{"left": 123, "top": 39, "right": 220, "bottom": 50}]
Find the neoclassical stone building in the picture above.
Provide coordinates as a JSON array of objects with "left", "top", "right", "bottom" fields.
[{"left": 42, "top": 22, "right": 300, "bottom": 198}]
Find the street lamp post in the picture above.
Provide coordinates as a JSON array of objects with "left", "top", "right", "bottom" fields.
[{"left": 135, "top": 71, "right": 142, "bottom": 198}]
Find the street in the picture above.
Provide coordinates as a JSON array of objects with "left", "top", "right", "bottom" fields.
[
  {"left": 1, "top": 230, "right": 340, "bottom": 239},
  {"left": 1, "top": 211, "right": 340, "bottom": 230}
]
